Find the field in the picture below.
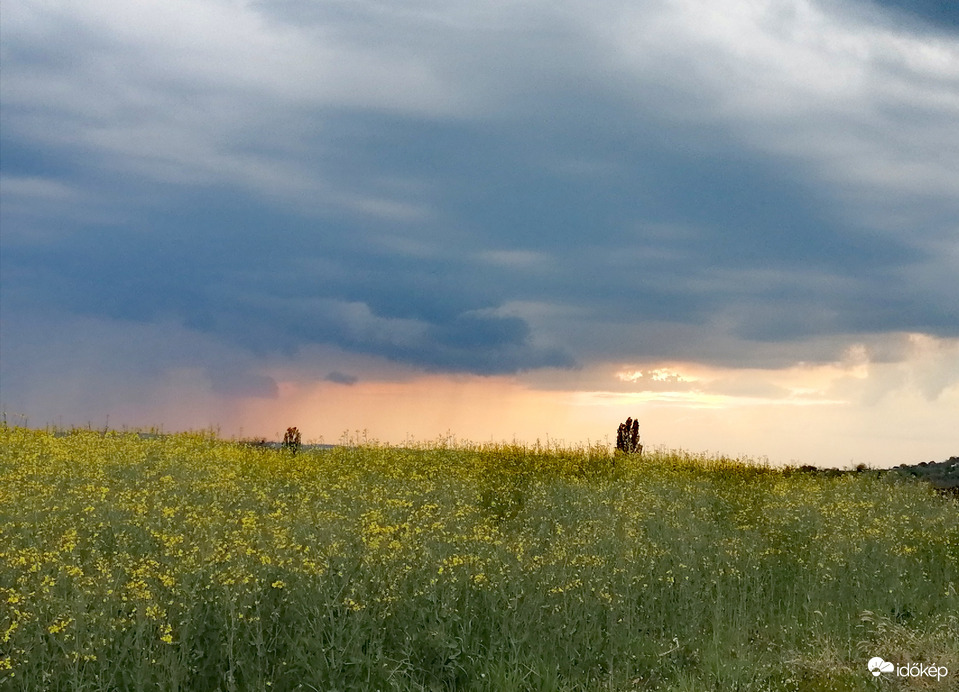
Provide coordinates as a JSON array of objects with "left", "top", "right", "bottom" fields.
[{"left": 1, "top": 426, "right": 957, "bottom": 691}]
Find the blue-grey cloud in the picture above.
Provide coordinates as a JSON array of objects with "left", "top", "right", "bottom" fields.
[
  {"left": 866, "top": 0, "right": 959, "bottom": 30},
  {"left": 324, "top": 371, "right": 358, "bottom": 386},
  {"left": 2, "top": 0, "right": 958, "bottom": 403}
]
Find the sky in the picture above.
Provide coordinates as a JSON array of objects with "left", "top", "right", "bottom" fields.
[{"left": 2, "top": 0, "right": 957, "bottom": 467}]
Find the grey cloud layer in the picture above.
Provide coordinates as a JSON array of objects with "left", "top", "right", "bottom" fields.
[{"left": 2, "top": 0, "right": 957, "bottom": 387}]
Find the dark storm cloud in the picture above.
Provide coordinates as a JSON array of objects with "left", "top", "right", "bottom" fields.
[
  {"left": 0, "top": 186, "right": 574, "bottom": 374},
  {"left": 2, "top": 0, "right": 958, "bottom": 395}
]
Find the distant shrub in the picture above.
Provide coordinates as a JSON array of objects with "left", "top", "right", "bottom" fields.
[{"left": 283, "top": 426, "right": 301, "bottom": 455}]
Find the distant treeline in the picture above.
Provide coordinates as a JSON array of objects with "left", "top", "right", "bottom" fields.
[
  {"left": 892, "top": 456, "right": 959, "bottom": 496},
  {"left": 792, "top": 456, "right": 959, "bottom": 498}
]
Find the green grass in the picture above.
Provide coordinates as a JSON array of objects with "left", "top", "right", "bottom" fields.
[{"left": 1, "top": 426, "right": 957, "bottom": 691}]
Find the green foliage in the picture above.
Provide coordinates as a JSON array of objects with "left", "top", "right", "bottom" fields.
[
  {"left": 1, "top": 427, "right": 957, "bottom": 690},
  {"left": 894, "top": 456, "right": 959, "bottom": 498}
]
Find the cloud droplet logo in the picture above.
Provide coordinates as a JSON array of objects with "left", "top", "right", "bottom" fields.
[{"left": 868, "top": 657, "right": 894, "bottom": 677}]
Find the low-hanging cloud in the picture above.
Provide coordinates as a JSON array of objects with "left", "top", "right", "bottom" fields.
[{"left": 324, "top": 371, "right": 358, "bottom": 386}]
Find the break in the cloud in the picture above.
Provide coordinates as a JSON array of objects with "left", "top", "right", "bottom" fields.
[{"left": 1, "top": 0, "right": 957, "bottom": 464}]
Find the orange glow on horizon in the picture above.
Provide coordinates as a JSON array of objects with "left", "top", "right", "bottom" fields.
[
  {"left": 227, "top": 338, "right": 959, "bottom": 468},
  {"left": 237, "top": 374, "right": 587, "bottom": 446}
]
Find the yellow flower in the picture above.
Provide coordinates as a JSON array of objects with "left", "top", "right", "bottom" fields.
[
  {"left": 271, "top": 580, "right": 285, "bottom": 589},
  {"left": 48, "top": 618, "right": 73, "bottom": 634},
  {"left": 2, "top": 621, "right": 19, "bottom": 643},
  {"left": 145, "top": 605, "right": 166, "bottom": 620}
]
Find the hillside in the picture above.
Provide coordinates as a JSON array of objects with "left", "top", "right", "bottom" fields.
[{"left": 893, "top": 456, "right": 959, "bottom": 496}]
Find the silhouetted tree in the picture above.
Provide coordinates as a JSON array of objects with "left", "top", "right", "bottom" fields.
[{"left": 616, "top": 417, "right": 642, "bottom": 455}]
